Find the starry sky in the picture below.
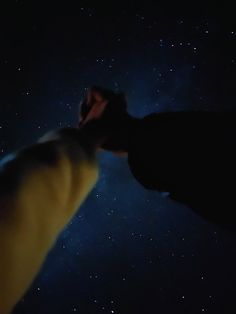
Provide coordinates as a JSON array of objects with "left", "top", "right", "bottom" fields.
[{"left": 0, "top": 2, "right": 236, "bottom": 314}]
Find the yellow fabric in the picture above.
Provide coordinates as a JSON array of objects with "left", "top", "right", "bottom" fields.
[{"left": 0, "top": 130, "right": 98, "bottom": 313}]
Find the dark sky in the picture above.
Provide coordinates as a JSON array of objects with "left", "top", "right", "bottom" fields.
[{"left": 0, "top": 2, "right": 236, "bottom": 314}]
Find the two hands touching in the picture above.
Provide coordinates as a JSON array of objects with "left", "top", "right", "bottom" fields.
[
  {"left": 1, "top": 85, "right": 235, "bottom": 313},
  {"left": 0, "top": 86, "right": 128, "bottom": 314},
  {"left": 78, "top": 86, "right": 129, "bottom": 156}
]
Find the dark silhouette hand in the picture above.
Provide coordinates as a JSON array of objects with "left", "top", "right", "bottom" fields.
[{"left": 79, "top": 86, "right": 109, "bottom": 127}]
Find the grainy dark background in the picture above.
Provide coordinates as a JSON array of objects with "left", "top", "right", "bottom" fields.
[{"left": 0, "top": 2, "right": 235, "bottom": 313}]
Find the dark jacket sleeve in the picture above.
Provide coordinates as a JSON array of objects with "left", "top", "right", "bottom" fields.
[{"left": 127, "top": 111, "right": 236, "bottom": 228}]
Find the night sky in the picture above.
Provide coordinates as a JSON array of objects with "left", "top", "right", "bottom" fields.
[{"left": 0, "top": 2, "right": 236, "bottom": 314}]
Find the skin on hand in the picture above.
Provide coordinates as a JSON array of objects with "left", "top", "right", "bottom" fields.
[
  {"left": 79, "top": 87, "right": 128, "bottom": 156},
  {"left": 79, "top": 88, "right": 109, "bottom": 127}
]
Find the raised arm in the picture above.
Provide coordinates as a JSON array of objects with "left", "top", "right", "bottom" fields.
[{"left": 0, "top": 124, "right": 103, "bottom": 314}]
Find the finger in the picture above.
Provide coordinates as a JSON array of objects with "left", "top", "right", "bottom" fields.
[
  {"left": 86, "top": 89, "right": 95, "bottom": 107},
  {"left": 92, "top": 91, "right": 104, "bottom": 103},
  {"left": 90, "top": 86, "right": 114, "bottom": 103},
  {"left": 82, "top": 99, "right": 108, "bottom": 125}
]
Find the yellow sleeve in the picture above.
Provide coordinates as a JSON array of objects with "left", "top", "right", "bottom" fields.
[{"left": 0, "top": 128, "right": 99, "bottom": 314}]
